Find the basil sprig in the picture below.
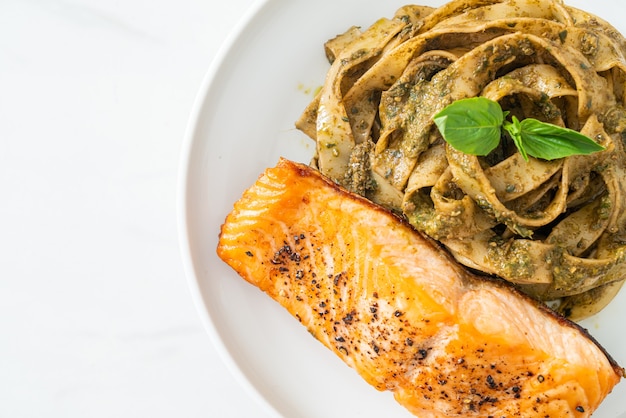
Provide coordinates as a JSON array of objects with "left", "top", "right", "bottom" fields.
[{"left": 433, "top": 97, "right": 605, "bottom": 161}]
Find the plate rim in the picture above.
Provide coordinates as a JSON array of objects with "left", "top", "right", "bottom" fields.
[{"left": 176, "top": 0, "right": 281, "bottom": 416}]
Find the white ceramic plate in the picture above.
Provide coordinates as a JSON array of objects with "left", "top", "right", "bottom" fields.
[{"left": 179, "top": 1, "right": 626, "bottom": 416}]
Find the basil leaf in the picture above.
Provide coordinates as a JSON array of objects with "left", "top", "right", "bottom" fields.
[
  {"left": 434, "top": 97, "right": 605, "bottom": 162},
  {"left": 433, "top": 97, "right": 503, "bottom": 156},
  {"left": 518, "top": 118, "right": 605, "bottom": 160},
  {"left": 503, "top": 116, "right": 528, "bottom": 160}
]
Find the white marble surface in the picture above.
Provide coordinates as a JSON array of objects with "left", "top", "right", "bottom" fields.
[{"left": 0, "top": 0, "right": 268, "bottom": 416}]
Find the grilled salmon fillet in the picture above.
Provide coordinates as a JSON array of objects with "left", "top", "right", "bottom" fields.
[{"left": 217, "top": 158, "right": 623, "bottom": 417}]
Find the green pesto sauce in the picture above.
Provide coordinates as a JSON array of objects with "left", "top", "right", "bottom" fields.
[{"left": 486, "top": 238, "right": 537, "bottom": 281}]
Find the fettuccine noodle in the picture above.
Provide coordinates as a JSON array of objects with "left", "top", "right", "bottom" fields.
[{"left": 296, "top": 0, "right": 626, "bottom": 320}]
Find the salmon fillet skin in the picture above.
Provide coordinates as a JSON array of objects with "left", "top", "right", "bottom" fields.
[{"left": 217, "top": 158, "right": 623, "bottom": 417}]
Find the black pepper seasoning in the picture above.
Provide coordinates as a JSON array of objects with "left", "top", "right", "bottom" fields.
[{"left": 342, "top": 312, "right": 355, "bottom": 324}]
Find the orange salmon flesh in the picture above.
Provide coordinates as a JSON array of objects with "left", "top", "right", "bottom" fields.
[{"left": 217, "top": 158, "right": 623, "bottom": 417}]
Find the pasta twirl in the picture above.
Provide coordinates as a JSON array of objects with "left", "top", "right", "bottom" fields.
[{"left": 296, "top": 0, "right": 626, "bottom": 320}]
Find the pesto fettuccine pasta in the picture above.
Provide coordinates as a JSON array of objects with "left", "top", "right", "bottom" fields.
[{"left": 296, "top": 0, "right": 626, "bottom": 320}]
